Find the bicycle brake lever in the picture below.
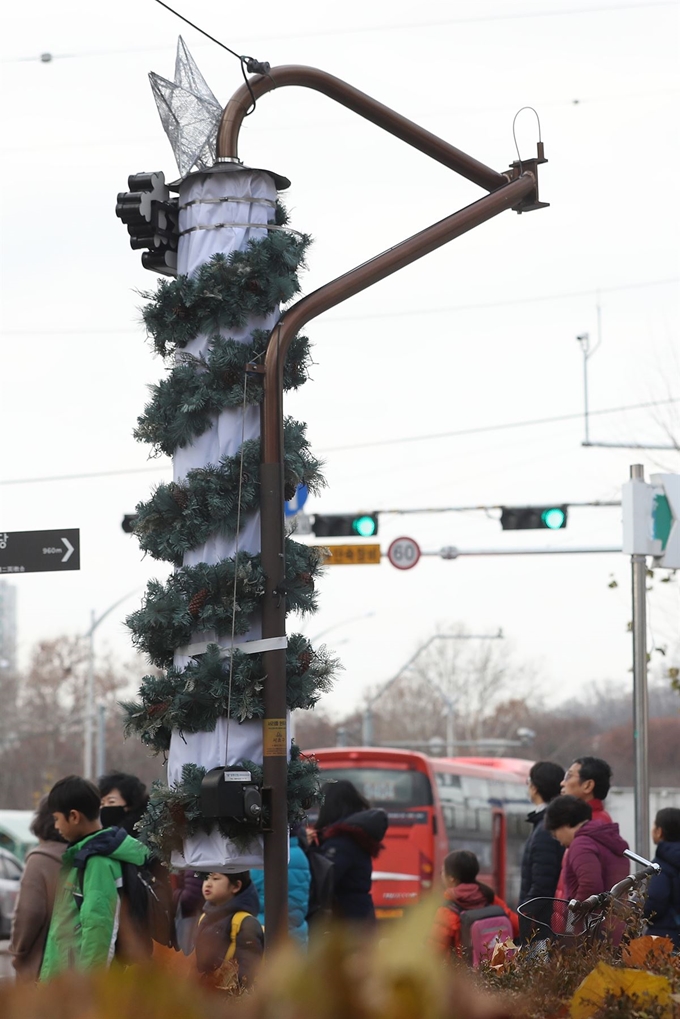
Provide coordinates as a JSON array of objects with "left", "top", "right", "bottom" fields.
[{"left": 569, "top": 893, "right": 608, "bottom": 914}]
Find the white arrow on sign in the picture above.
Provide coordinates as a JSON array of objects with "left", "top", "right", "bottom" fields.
[{"left": 61, "top": 537, "right": 74, "bottom": 563}]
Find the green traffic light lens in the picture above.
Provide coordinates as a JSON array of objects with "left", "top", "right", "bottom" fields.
[
  {"left": 541, "top": 507, "right": 566, "bottom": 530},
  {"left": 353, "top": 515, "right": 377, "bottom": 537}
]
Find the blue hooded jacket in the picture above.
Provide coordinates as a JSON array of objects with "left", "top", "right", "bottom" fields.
[
  {"left": 251, "top": 836, "right": 311, "bottom": 945},
  {"left": 644, "top": 840, "right": 680, "bottom": 946}
]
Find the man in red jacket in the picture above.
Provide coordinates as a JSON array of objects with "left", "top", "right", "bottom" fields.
[
  {"left": 561, "top": 756, "right": 613, "bottom": 824},
  {"left": 555, "top": 757, "right": 614, "bottom": 900},
  {"left": 545, "top": 795, "right": 629, "bottom": 901}
]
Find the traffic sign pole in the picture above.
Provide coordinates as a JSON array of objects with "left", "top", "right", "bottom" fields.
[{"left": 629, "top": 465, "right": 650, "bottom": 858}]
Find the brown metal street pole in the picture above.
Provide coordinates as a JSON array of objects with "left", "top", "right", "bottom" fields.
[
  {"left": 217, "top": 65, "right": 545, "bottom": 943},
  {"left": 217, "top": 65, "right": 509, "bottom": 192}
]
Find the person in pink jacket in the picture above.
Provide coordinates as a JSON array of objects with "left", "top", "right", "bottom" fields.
[{"left": 544, "top": 795, "right": 629, "bottom": 901}]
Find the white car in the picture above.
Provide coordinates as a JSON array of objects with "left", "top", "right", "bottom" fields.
[{"left": 0, "top": 848, "right": 23, "bottom": 939}]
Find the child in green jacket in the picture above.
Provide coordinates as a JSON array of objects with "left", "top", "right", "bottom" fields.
[{"left": 40, "top": 775, "right": 148, "bottom": 980}]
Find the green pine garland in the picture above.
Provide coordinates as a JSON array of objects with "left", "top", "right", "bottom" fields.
[
  {"left": 133, "top": 418, "right": 325, "bottom": 565},
  {"left": 122, "top": 634, "right": 339, "bottom": 754},
  {"left": 126, "top": 539, "right": 326, "bottom": 670},
  {"left": 126, "top": 200, "right": 338, "bottom": 859},
  {"left": 136, "top": 746, "right": 321, "bottom": 862},
  {"left": 133, "top": 331, "right": 312, "bottom": 458},
  {"left": 140, "top": 231, "right": 311, "bottom": 358}
]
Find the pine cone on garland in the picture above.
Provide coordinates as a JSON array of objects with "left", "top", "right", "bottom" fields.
[
  {"left": 148, "top": 701, "right": 170, "bottom": 718},
  {"left": 297, "top": 572, "right": 313, "bottom": 586},
  {"left": 221, "top": 368, "right": 241, "bottom": 388},
  {"left": 188, "top": 587, "right": 210, "bottom": 619},
  {"left": 284, "top": 481, "right": 297, "bottom": 502},
  {"left": 169, "top": 803, "right": 187, "bottom": 826},
  {"left": 297, "top": 650, "right": 313, "bottom": 675},
  {"left": 170, "top": 483, "right": 189, "bottom": 510}
]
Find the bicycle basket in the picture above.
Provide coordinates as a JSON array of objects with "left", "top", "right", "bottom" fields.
[{"left": 518, "top": 897, "right": 604, "bottom": 943}]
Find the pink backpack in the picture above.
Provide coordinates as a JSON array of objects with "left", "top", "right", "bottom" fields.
[{"left": 447, "top": 903, "right": 515, "bottom": 966}]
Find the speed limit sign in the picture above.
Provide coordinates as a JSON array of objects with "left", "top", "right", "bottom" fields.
[{"left": 387, "top": 536, "right": 421, "bottom": 571}]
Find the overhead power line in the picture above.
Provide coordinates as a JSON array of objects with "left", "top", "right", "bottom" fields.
[
  {"left": 1, "top": 397, "right": 676, "bottom": 486},
  {"left": 1, "top": 277, "right": 677, "bottom": 337},
  {"left": 4, "top": 1, "right": 677, "bottom": 63},
  {"left": 320, "top": 397, "right": 680, "bottom": 454}
]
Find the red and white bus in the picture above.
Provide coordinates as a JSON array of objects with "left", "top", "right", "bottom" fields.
[{"left": 310, "top": 747, "right": 532, "bottom": 919}]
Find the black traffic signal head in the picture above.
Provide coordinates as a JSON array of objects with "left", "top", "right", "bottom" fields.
[
  {"left": 312, "top": 513, "right": 379, "bottom": 538},
  {"left": 500, "top": 505, "right": 568, "bottom": 530},
  {"left": 122, "top": 514, "right": 138, "bottom": 534},
  {"left": 115, "top": 171, "right": 178, "bottom": 276}
]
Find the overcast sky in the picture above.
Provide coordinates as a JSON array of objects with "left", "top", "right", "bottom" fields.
[{"left": 1, "top": 0, "right": 678, "bottom": 721}]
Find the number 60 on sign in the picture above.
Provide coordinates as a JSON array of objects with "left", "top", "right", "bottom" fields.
[{"left": 387, "top": 536, "right": 421, "bottom": 570}]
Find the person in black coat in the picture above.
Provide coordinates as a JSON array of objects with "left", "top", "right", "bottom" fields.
[
  {"left": 644, "top": 807, "right": 680, "bottom": 947},
  {"left": 314, "top": 780, "right": 388, "bottom": 923},
  {"left": 518, "top": 760, "right": 565, "bottom": 942}
]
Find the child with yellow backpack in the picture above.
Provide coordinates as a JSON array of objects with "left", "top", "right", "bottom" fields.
[{"left": 194, "top": 871, "right": 264, "bottom": 990}]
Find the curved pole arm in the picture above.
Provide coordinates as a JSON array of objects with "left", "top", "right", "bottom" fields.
[
  {"left": 217, "top": 65, "right": 509, "bottom": 193},
  {"left": 261, "top": 172, "right": 535, "bottom": 463}
]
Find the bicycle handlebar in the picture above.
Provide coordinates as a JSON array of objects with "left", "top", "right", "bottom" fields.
[
  {"left": 569, "top": 862, "right": 660, "bottom": 915},
  {"left": 624, "top": 848, "right": 657, "bottom": 869}
]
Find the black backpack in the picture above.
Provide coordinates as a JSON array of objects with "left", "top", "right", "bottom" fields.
[
  {"left": 304, "top": 846, "right": 335, "bottom": 931},
  {"left": 75, "top": 855, "right": 174, "bottom": 956}
]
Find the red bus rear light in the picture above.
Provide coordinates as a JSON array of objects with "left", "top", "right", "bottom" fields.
[{"left": 420, "top": 852, "right": 434, "bottom": 890}]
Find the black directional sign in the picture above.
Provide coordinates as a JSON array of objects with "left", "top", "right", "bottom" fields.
[{"left": 0, "top": 529, "right": 80, "bottom": 574}]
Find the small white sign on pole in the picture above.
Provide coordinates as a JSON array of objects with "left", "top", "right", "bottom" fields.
[
  {"left": 387, "top": 536, "right": 421, "bottom": 570},
  {"left": 622, "top": 471, "right": 680, "bottom": 569}
]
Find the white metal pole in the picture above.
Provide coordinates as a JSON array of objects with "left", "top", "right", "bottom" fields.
[
  {"left": 96, "top": 703, "right": 106, "bottom": 778},
  {"left": 82, "top": 589, "right": 139, "bottom": 782},
  {"left": 445, "top": 701, "right": 455, "bottom": 757},
  {"left": 84, "top": 609, "right": 95, "bottom": 780},
  {"left": 630, "top": 464, "right": 650, "bottom": 857}
]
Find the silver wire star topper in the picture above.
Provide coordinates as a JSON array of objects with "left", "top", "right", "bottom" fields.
[{"left": 149, "top": 37, "right": 223, "bottom": 177}]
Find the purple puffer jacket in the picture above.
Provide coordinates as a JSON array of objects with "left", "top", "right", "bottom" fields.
[{"left": 564, "top": 821, "right": 629, "bottom": 901}]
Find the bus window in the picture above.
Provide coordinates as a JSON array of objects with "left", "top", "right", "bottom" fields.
[
  {"left": 445, "top": 836, "right": 493, "bottom": 873},
  {"left": 318, "top": 767, "right": 433, "bottom": 809},
  {"left": 461, "top": 776, "right": 489, "bottom": 804},
  {"left": 434, "top": 772, "right": 462, "bottom": 789}
]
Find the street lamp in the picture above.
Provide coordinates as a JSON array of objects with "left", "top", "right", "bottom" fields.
[
  {"left": 82, "top": 588, "right": 140, "bottom": 780},
  {"left": 361, "top": 630, "right": 503, "bottom": 749},
  {"left": 308, "top": 611, "right": 376, "bottom": 644}
]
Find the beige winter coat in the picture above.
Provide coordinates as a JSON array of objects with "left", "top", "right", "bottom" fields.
[{"left": 9, "top": 840, "right": 66, "bottom": 981}]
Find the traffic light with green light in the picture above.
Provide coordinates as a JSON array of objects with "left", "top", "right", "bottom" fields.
[
  {"left": 312, "top": 513, "right": 379, "bottom": 538},
  {"left": 500, "top": 505, "right": 568, "bottom": 530}
]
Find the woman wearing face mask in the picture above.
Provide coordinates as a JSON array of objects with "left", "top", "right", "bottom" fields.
[{"left": 98, "top": 771, "right": 149, "bottom": 835}]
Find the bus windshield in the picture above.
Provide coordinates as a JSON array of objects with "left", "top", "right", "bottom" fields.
[{"left": 319, "top": 767, "right": 433, "bottom": 809}]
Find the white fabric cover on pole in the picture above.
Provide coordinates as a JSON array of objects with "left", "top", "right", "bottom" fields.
[{"left": 168, "top": 168, "right": 282, "bottom": 871}]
